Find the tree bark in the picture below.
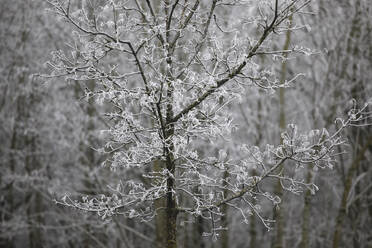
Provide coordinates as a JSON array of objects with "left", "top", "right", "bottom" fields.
[
  {"left": 154, "top": 160, "right": 168, "bottom": 248},
  {"left": 164, "top": 102, "right": 178, "bottom": 248}
]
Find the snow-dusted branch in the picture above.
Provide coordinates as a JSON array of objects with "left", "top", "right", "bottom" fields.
[{"left": 47, "top": 0, "right": 370, "bottom": 239}]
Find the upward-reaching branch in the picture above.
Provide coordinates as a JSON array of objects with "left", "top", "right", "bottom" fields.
[{"left": 171, "top": 0, "right": 281, "bottom": 123}]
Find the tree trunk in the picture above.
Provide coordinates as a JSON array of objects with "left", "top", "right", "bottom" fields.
[
  {"left": 27, "top": 192, "right": 43, "bottom": 248},
  {"left": 272, "top": 12, "right": 293, "bottom": 248},
  {"left": 332, "top": 136, "right": 372, "bottom": 248},
  {"left": 193, "top": 215, "right": 205, "bottom": 248},
  {"left": 272, "top": 183, "right": 284, "bottom": 248},
  {"left": 166, "top": 205, "right": 178, "bottom": 248},
  {"left": 221, "top": 170, "right": 229, "bottom": 248},
  {"left": 299, "top": 168, "right": 313, "bottom": 248},
  {"left": 154, "top": 160, "right": 168, "bottom": 248},
  {"left": 332, "top": 3, "right": 365, "bottom": 247},
  {"left": 164, "top": 119, "right": 178, "bottom": 248},
  {"left": 1, "top": 123, "right": 18, "bottom": 248},
  {"left": 249, "top": 170, "right": 258, "bottom": 248},
  {"left": 24, "top": 99, "right": 43, "bottom": 248}
]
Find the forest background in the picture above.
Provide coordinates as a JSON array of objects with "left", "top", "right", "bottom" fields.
[{"left": 1, "top": 0, "right": 372, "bottom": 248}]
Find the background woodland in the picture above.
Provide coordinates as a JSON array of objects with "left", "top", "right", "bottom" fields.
[{"left": 1, "top": 0, "right": 372, "bottom": 248}]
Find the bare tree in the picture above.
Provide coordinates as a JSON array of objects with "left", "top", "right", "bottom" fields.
[{"left": 45, "top": 1, "right": 372, "bottom": 248}]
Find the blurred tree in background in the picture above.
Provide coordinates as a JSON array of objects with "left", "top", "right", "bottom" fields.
[{"left": 0, "top": 0, "right": 371, "bottom": 248}]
